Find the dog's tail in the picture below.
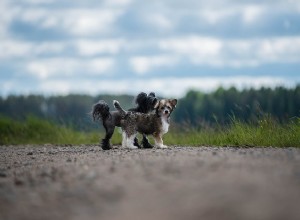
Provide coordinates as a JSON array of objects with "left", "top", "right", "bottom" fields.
[
  {"left": 113, "top": 100, "right": 127, "bottom": 118},
  {"left": 92, "top": 100, "right": 111, "bottom": 122}
]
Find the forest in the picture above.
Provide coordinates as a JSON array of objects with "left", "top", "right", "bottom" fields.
[{"left": 0, "top": 86, "right": 300, "bottom": 131}]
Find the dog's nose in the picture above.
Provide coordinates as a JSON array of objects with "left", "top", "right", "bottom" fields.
[{"left": 164, "top": 110, "right": 169, "bottom": 114}]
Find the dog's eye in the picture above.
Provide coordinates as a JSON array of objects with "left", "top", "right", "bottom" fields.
[
  {"left": 161, "top": 107, "right": 164, "bottom": 110},
  {"left": 167, "top": 106, "right": 171, "bottom": 109}
]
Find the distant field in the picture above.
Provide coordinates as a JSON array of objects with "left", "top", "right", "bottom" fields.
[{"left": 0, "top": 116, "right": 299, "bottom": 147}]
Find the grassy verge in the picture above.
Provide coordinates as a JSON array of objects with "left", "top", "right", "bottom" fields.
[
  {"left": 0, "top": 116, "right": 299, "bottom": 147},
  {"left": 164, "top": 117, "right": 300, "bottom": 147},
  {"left": 0, "top": 116, "right": 111, "bottom": 145}
]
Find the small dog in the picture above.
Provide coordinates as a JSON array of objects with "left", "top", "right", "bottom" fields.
[
  {"left": 113, "top": 98, "right": 177, "bottom": 149},
  {"left": 92, "top": 92, "right": 157, "bottom": 150}
]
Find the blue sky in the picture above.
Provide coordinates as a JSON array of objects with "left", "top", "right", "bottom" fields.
[{"left": 1, "top": 0, "right": 300, "bottom": 97}]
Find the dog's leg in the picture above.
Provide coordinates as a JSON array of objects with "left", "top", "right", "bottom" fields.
[
  {"left": 126, "top": 133, "right": 138, "bottom": 149},
  {"left": 121, "top": 131, "right": 127, "bottom": 148},
  {"left": 101, "top": 124, "right": 115, "bottom": 150},
  {"left": 133, "top": 137, "right": 142, "bottom": 148},
  {"left": 153, "top": 134, "right": 167, "bottom": 148},
  {"left": 142, "top": 135, "right": 154, "bottom": 148}
]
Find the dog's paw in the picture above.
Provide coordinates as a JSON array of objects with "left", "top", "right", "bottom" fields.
[
  {"left": 156, "top": 144, "right": 168, "bottom": 149},
  {"left": 142, "top": 139, "right": 154, "bottom": 148},
  {"left": 127, "top": 145, "right": 138, "bottom": 149},
  {"left": 101, "top": 139, "right": 112, "bottom": 150}
]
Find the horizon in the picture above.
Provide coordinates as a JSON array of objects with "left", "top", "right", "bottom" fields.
[{"left": 1, "top": 83, "right": 299, "bottom": 99}]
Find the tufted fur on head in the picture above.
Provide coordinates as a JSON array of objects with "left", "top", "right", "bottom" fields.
[
  {"left": 92, "top": 92, "right": 158, "bottom": 150},
  {"left": 113, "top": 98, "right": 177, "bottom": 149}
]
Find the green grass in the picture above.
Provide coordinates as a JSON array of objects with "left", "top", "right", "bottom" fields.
[
  {"left": 164, "top": 117, "right": 300, "bottom": 147},
  {"left": 0, "top": 116, "right": 299, "bottom": 147},
  {"left": 0, "top": 116, "right": 115, "bottom": 145}
]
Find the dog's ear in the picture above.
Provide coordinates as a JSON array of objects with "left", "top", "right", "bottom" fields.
[
  {"left": 154, "top": 100, "right": 160, "bottom": 109},
  {"left": 170, "top": 99, "right": 177, "bottom": 108},
  {"left": 148, "top": 92, "right": 156, "bottom": 97},
  {"left": 135, "top": 92, "right": 147, "bottom": 104}
]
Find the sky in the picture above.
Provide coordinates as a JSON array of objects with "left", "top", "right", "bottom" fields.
[{"left": 0, "top": 0, "right": 300, "bottom": 98}]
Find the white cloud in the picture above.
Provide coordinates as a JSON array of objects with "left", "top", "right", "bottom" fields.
[
  {"left": 159, "top": 36, "right": 222, "bottom": 56},
  {"left": 0, "top": 1, "right": 21, "bottom": 38},
  {"left": 21, "top": 0, "right": 55, "bottom": 4},
  {"left": 242, "top": 5, "right": 263, "bottom": 24},
  {"left": 0, "top": 40, "right": 66, "bottom": 59},
  {"left": 88, "top": 58, "right": 115, "bottom": 73},
  {"left": 0, "top": 40, "right": 32, "bottom": 58},
  {"left": 26, "top": 58, "right": 114, "bottom": 79},
  {"left": 76, "top": 39, "right": 124, "bottom": 56},
  {"left": 104, "top": 0, "right": 132, "bottom": 7},
  {"left": 199, "top": 8, "right": 236, "bottom": 25},
  {"left": 17, "top": 8, "right": 123, "bottom": 36},
  {"left": 65, "top": 10, "right": 121, "bottom": 36},
  {"left": 129, "top": 55, "right": 178, "bottom": 75},
  {"left": 158, "top": 36, "right": 300, "bottom": 68},
  {"left": 144, "top": 14, "right": 174, "bottom": 30},
  {"left": 0, "top": 39, "right": 124, "bottom": 59},
  {"left": 257, "top": 38, "right": 300, "bottom": 63}
]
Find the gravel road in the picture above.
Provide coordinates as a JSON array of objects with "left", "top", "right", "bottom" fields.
[{"left": 0, "top": 145, "right": 300, "bottom": 220}]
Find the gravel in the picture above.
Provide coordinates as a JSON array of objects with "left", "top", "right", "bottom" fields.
[{"left": 0, "top": 145, "right": 300, "bottom": 220}]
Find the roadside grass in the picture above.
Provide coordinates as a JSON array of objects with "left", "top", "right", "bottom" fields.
[
  {"left": 0, "top": 116, "right": 299, "bottom": 147},
  {"left": 164, "top": 117, "right": 300, "bottom": 147},
  {"left": 0, "top": 116, "right": 110, "bottom": 145}
]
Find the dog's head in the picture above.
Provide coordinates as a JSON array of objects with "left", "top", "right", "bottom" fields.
[
  {"left": 154, "top": 99, "right": 177, "bottom": 117},
  {"left": 135, "top": 92, "right": 158, "bottom": 113}
]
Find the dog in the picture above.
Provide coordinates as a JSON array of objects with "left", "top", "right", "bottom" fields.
[
  {"left": 92, "top": 92, "right": 157, "bottom": 150},
  {"left": 113, "top": 98, "right": 177, "bottom": 149}
]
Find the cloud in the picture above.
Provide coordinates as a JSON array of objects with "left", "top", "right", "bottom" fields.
[
  {"left": 9, "top": 6, "right": 123, "bottom": 36},
  {"left": 0, "top": 39, "right": 124, "bottom": 59},
  {"left": 159, "top": 36, "right": 222, "bottom": 57},
  {"left": 26, "top": 58, "right": 115, "bottom": 79},
  {"left": 144, "top": 14, "right": 174, "bottom": 30},
  {"left": 62, "top": 9, "right": 122, "bottom": 36},
  {"left": 0, "top": 40, "right": 32, "bottom": 59},
  {"left": 200, "top": 8, "right": 236, "bottom": 25},
  {"left": 242, "top": 5, "right": 263, "bottom": 24},
  {"left": 76, "top": 39, "right": 125, "bottom": 56},
  {"left": 158, "top": 36, "right": 300, "bottom": 68},
  {"left": 0, "top": 40, "right": 66, "bottom": 59},
  {"left": 104, "top": 0, "right": 132, "bottom": 7},
  {"left": 129, "top": 55, "right": 179, "bottom": 75},
  {"left": 198, "top": 4, "right": 264, "bottom": 25}
]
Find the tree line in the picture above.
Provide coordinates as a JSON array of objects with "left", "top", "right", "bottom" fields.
[
  {"left": 173, "top": 86, "right": 300, "bottom": 126},
  {"left": 0, "top": 86, "right": 299, "bottom": 131}
]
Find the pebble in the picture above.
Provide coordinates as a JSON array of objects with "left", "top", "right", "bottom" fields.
[
  {"left": 14, "top": 178, "right": 24, "bottom": 186},
  {"left": 0, "top": 172, "right": 7, "bottom": 178}
]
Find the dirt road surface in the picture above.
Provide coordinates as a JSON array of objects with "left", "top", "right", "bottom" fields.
[{"left": 0, "top": 145, "right": 300, "bottom": 220}]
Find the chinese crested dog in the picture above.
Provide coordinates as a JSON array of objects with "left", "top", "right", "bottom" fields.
[
  {"left": 113, "top": 98, "right": 177, "bottom": 149},
  {"left": 92, "top": 92, "right": 157, "bottom": 150}
]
